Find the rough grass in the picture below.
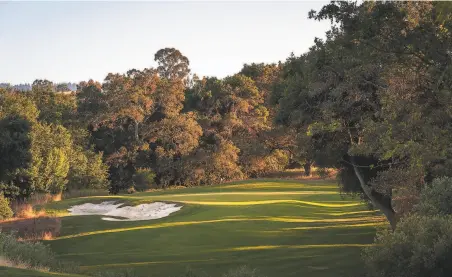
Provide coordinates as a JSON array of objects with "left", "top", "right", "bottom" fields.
[
  {"left": 0, "top": 217, "right": 61, "bottom": 241},
  {"left": 38, "top": 180, "right": 384, "bottom": 277},
  {"left": 0, "top": 266, "right": 86, "bottom": 276}
]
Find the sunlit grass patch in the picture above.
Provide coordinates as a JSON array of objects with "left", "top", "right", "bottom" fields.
[
  {"left": 222, "top": 243, "right": 374, "bottom": 252},
  {"left": 176, "top": 199, "right": 361, "bottom": 207},
  {"left": 43, "top": 179, "right": 382, "bottom": 277},
  {"left": 220, "top": 182, "right": 337, "bottom": 190}
]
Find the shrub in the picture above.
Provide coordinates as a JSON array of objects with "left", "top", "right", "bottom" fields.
[
  {"left": 132, "top": 168, "right": 156, "bottom": 192},
  {"left": 0, "top": 194, "right": 13, "bottom": 220},
  {"left": 316, "top": 167, "right": 330, "bottom": 179},
  {"left": 0, "top": 231, "right": 79, "bottom": 273},
  {"left": 0, "top": 217, "right": 61, "bottom": 240},
  {"left": 416, "top": 177, "right": 452, "bottom": 216},
  {"left": 0, "top": 231, "right": 56, "bottom": 270},
  {"left": 67, "top": 147, "right": 110, "bottom": 191},
  {"left": 363, "top": 215, "right": 452, "bottom": 277}
]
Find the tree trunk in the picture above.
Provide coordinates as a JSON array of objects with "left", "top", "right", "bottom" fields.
[
  {"left": 303, "top": 162, "right": 312, "bottom": 176},
  {"left": 351, "top": 158, "right": 397, "bottom": 230},
  {"left": 134, "top": 121, "right": 139, "bottom": 142}
]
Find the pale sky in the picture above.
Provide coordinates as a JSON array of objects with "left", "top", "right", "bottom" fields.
[{"left": 0, "top": 1, "right": 331, "bottom": 84}]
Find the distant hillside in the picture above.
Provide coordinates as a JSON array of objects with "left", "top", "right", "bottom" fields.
[{"left": 0, "top": 82, "right": 78, "bottom": 92}]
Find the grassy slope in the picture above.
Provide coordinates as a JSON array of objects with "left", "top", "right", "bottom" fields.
[
  {"left": 42, "top": 179, "right": 385, "bottom": 277},
  {"left": 0, "top": 267, "right": 86, "bottom": 277}
]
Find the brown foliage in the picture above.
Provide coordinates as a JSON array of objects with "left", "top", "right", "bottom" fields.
[{"left": 0, "top": 217, "right": 61, "bottom": 241}]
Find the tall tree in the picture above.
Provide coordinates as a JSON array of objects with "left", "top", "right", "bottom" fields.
[
  {"left": 154, "top": 48, "right": 190, "bottom": 81},
  {"left": 275, "top": 1, "right": 452, "bottom": 229}
]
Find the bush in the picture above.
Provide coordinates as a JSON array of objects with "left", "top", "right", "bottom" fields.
[
  {"left": 316, "top": 167, "right": 330, "bottom": 179},
  {"left": 132, "top": 168, "right": 156, "bottom": 191},
  {"left": 0, "top": 231, "right": 79, "bottom": 273},
  {"left": 67, "top": 147, "right": 110, "bottom": 191},
  {"left": 0, "top": 231, "right": 56, "bottom": 270},
  {"left": 363, "top": 215, "right": 452, "bottom": 277},
  {"left": 0, "top": 194, "right": 13, "bottom": 220},
  {"left": 416, "top": 177, "right": 452, "bottom": 216}
]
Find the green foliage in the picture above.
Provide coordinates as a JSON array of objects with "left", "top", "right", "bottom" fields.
[
  {"left": 0, "top": 88, "right": 110, "bottom": 198},
  {"left": 274, "top": 1, "right": 452, "bottom": 227},
  {"left": 0, "top": 116, "right": 32, "bottom": 197},
  {"left": 0, "top": 194, "right": 13, "bottom": 220},
  {"left": 154, "top": 48, "right": 190, "bottom": 80},
  {"left": 30, "top": 79, "right": 77, "bottom": 125},
  {"left": 363, "top": 215, "right": 452, "bottom": 277},
  {"left": 29, "top": 123, "right": 72, "bottom": 194},
  {"left": 0, "top": 231, "right": 57, "bottom": 270},
  {"left": 66, "top": 146, "right": 109, "bottom": 191},
  {"left": 416, "top": 177, "right": 452, "bottom": 216},
  {"left": 0, "top": 91, "right": 39, "bottom": 122},
  {"left": 316, "top": 168, "right": 329, "bottom": 179},
  {"left": 132, "top": 168, "right": 155, "bottom": 191}
]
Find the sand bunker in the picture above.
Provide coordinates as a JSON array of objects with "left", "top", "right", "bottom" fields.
[{"left": 68, "top": 201, "right": 182, "bottom": 221}]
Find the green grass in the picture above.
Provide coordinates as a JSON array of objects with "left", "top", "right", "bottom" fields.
[
  {"left": 38, "top": 180, "right": 383, "bottom": 277},
  {"left": 0, "top": 267, "right": 86, "bottom": 277}
]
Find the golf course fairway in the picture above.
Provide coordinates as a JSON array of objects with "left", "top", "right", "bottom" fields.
[{"left": 17, "top": 180, "right": 387, "bottom": 277}]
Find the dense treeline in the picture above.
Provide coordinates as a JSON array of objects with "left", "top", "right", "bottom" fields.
[
  {"left": 0, "top": 48, "right": 296, "bottom": 201},
  {"left": 0, "top": 82, "right": 78, "bottom": 92},
  {"left": 275, "top": 1, "right": 452, "bottom": 229}
]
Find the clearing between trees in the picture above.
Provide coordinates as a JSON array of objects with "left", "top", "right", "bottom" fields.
[{"left": 0, "top": 179, "right": 384, "bottom": 277}]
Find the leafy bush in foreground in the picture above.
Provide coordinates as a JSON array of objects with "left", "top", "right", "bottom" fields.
[
  {"left": 0, "top": 194, "right": 13, "bottom": 220},
  {"left": 363, "top": 215, "right": 452, "bottom": 277},
  {"left": 0, "top": 231, "right": 78, "bottom": 272},
  {"left": 416, "top": 177, "right": 452, "bottom": 216},
  {"left": 0, "top": 231, "right": 56, "bottom": 270}
]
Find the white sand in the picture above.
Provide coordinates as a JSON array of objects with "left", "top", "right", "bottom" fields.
[{"left": 68, "top": 201, "right": 182, "bottom": 221}]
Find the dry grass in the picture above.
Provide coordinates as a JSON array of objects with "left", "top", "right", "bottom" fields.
[
  {"left": 263, "top": 167, "right": 338, "bottom": 180},
  {"left": 0, "top": 256, "right": 30, "bottom": 270},
  {"left": 52, "top": 193, "right": 62, "bottom": 202},
  {"left": 0, "top": 256, "right": 50, "bottom": 272},
  {"left": 13, "top": 204, "right": 47, "bottom": 219},
  {"left": 0, "top": 217, "right": 61, "bottom": 241},
  {"left": 62, "top": 189, "right": 109, "bottom": 200},
  {"left": 9, "top": 193, "right": 62, "bottom": 219},
  {"left": 0, "top": 192, "right": 64, "bottom": 241}
]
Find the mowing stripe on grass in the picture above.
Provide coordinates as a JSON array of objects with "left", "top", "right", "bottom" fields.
[
  {"left": 282, "top": 221, "right": 387, "bottom": 230},
  {"left": 222, "top": 243, "right": 375, "bottom": 251},
  {"left": 80, "top": 259, "right": 217, "bottom": 270},
  {"left": 176, "top": 199, "right": 361, "bottom": 207},
  {"left": 151, "top": 191, "right": 338, "bottom": 197},
  {"left": 53, "top": 216, "right": 384, "bottom": 240},
  {"left": 317, "top": 210, "right": 379, "bottom": 216},
  {"left": 220, "top": 184, "right": 338, "bottom": 190},
  {"left": 78, "top": 244, "right": 373, "bottom": 270}
]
